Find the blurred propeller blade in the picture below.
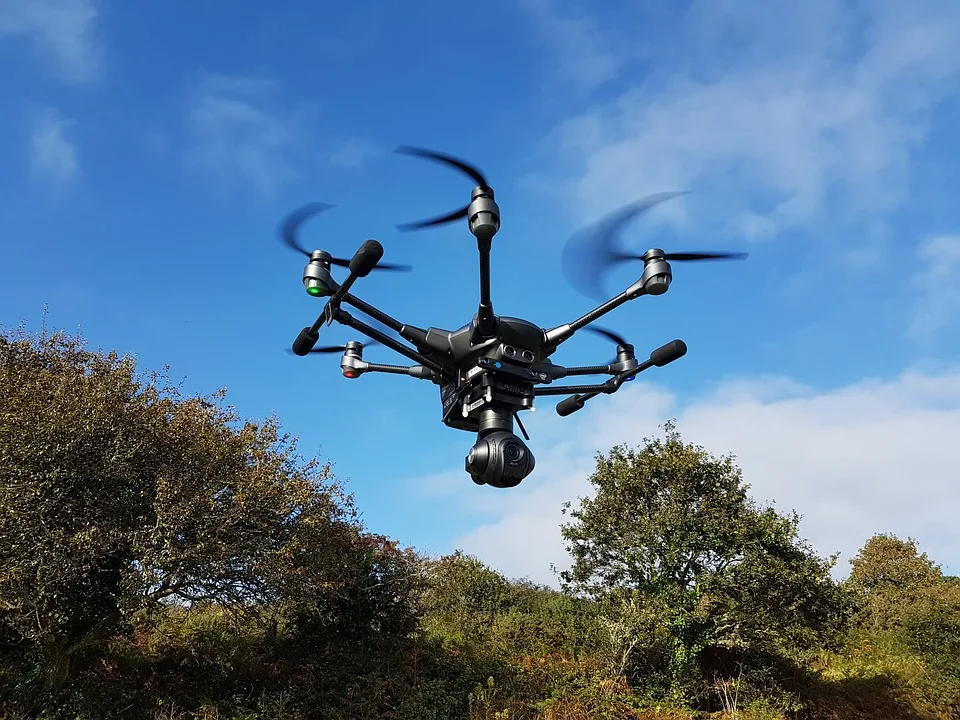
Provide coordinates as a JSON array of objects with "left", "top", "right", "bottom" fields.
[
  {"left": 585, "top": 326, "right": 631, "bottom": 348},
  {"left": 327, "top": 256, "right": 413, "bottom": 272},
  {"left": 663, "top": 251, "right": 749, "bottom": 262},
  {"left": 279, "top": 202, "right": 335, "bottom": 257},
  {"left": 285, "top": 340, "right": 379, "bottom": 356},
  {"left": 396, "top": 205, "right": 470, "bottom": 232},
  {"left": 279, "top": 204, "right": 413, "bottom": 272},
  {"left": 394, "top": 146, "right": 490, "bottom": 232},
  {"left": 395, "top": 146, "right": 488, "bottom": 187},
  {"left": 561, "top": 192, "right": 688, "bottom": 300}
]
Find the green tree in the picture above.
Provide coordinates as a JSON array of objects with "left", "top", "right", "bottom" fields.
[
  {"left": 845, "top": 534, "right": 960, "bottom": 691},
  {"left": 0, "top": 324, "right": 392, "bottom": 697},
  {"left": 845, "top": 533, "right": 943, "bottom": 635},
  {"left": 847, "top": 533, "right": 941, "bottom": 596},
  {"left": 559, "top": 422, "right": 850, "bottom": 702}
]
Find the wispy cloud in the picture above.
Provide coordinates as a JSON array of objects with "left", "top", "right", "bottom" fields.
[
  {"left": 28, "top": 107, "right": 79, "bottom": 186},
  {"left": 529, "top": 1, "right": 960, "bottom": 246},
  {"left": 0, "top": 0, "right": 102, "bottom": 85},
  {"left": 909, "top": 234, "right": 960, "bottom": 340},
  {"left": 328, "top": 138, "right": 380, "bottom": 169},
  {"left": 423, "top": 369, "right": 960, "bottom": 585},
  {"left": 520, "top": 0, "right": 624, "bottom": 91},
  {"left": 183, "top": 74, "right": 309, "bottom": 197}
]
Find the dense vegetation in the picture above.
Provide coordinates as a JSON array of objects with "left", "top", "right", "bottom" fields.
[{"left": 1, "top": 324, "right": 957, "bottom": 719}]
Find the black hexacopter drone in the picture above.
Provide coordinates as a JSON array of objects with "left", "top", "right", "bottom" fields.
[{"left": 282, "top": 147, "right": 746, "bottom": 489}]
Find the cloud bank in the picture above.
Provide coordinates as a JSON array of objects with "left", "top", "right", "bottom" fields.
[
  {"left": 436, "top": 370, "right": 960, "bottom": 586},
  {"left": 437, "top": 1, "right": 960, "bottom": 589},
  {"left": 531, "top": 0, "right": 960, "bottom": 246}
]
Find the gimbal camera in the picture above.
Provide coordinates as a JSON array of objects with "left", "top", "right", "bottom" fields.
[{"left": 281, "top": 147, "right": 747, "bottom": 489}]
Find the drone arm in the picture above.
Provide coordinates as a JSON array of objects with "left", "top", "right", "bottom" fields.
[
  {"left": 347, "top": 361, "right": 439, "bottom": 381},
  {"left": 539, "top": 363, "right": 618, "bottom": 380},
  {"left": 543, "top": 286, "right": 645, "bottom": 353},
  {"left": 361, "top": 362, "right": 415, "bottom": 375},
  {"left": 318, "top": 239, "right": 387, "bottom": 327},
  {"left": 536, "top": 338, "right": 687, "bottom": 415},
  {"left": 341, "top": 293, "right": 432, "bottom": 351},
  {"left": 333, "top": 308, "right": 454, "bottom": 380},
  {"left": 533, "top": 379, "right": 627, "bottom": 396},
  {"left": 475, "top": 237, "right": 496, "bottom": 339}
]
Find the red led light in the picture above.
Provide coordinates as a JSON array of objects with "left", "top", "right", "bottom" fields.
[{"left": 343, "top": 370, "right": 357, "bottom": 379}]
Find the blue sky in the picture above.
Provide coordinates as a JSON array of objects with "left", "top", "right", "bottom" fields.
[{"left": 2, "top": 0, "right": 959, "bottom": 582}]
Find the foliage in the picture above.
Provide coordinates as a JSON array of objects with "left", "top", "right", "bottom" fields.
[
  {"left": 557, "top": 422, "right": 851, "bottom": 706},
  {"left": 1, "top": 324, "right": 957, "bottom": 719},
  {"left": 847, "top": 534, "right": 942, "bottom": 596},
  {"left": 0, "top": 324, "right": 417, "bottom": 714},
  {"left": 824, "top": 533, "right": 960, "bottom": 717}
]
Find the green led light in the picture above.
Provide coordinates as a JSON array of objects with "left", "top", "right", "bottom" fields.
[{"left": 307, "top": 286, "right": 321, "bottom": 296}]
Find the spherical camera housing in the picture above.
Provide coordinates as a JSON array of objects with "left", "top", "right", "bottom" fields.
[{"left": 465, "top": 430, "right": 536, "bottom": 488}]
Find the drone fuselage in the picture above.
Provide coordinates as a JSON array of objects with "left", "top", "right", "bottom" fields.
[
  {"left": 424, "top": 315, "right": 548, "bottom": 434},
  {"left": 423, "top": 315, "right": 548, "bottom": 367}
]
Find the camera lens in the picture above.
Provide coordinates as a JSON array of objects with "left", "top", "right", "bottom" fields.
[
  {"left": 503, "top": 440, "right": 523, "bottom": 463},
  {"left": 503, "top": 345, "right": 517, "bottom": 358},
  {"left": 521, "top": 349, "right": 534, "bottom": 362}
]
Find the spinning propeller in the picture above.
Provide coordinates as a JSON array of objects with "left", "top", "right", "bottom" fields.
[
  {"left": 279, "top": 202, "right": 412, "bottom": 271},
  {"left": 585, "top": 326, "right": 633, "bottom": 350},
  {"left": 285, "top": 340, "right": 379, "bottom": 356},
  {"left": 561, "top": 192, "right": 747, "bottom": 300},
  {"left": 394, "top": 146, "right": 492, "bottom": 232},
  {"left": 585, "top": 326, "right": 638, "bottom": 379}
]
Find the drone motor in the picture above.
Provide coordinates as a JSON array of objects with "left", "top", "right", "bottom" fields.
[
  {"left": 637, "top": 249, "right": 673, "bottom": 296},
  {"left": 303, "top": 251, "right": 336, "bottom": 297},
  {"left": 467, "top": 185, "right": 500, "bottom": 242},
  {"left": 340, "top": 340, "right": 366, "bottom": 379}
]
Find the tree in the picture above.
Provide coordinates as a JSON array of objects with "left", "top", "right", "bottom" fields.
[
  {"left": 559, "top": 422, "right": 850, "bottom": 700},
  {"left": 847, "top": 533, "right": 941, "bottom": 596},
  {"left": 0, "top": 324, "right": 387, "bottom": 694},
  {"left": 846, "top": 533, "right": 960, "bottom": 679}
]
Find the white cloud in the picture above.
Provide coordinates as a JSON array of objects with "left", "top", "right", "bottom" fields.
[
  {"left": 0, "top": 0, "right": 102, "bottom": 84},
  {"left": 530, "top": 1, "right": 960, "bottom": 244},
  {"left": 183, "top": 74, "right": 308, "bottom": 196},
  {"left": 909, "top": 234, "right": 960, "bottom": 339},
  {"left": 28, "top": 108, "right": 79, "bottom": 185},
  {"left": 426, "top": 369, "right": 960, "bottom": 586}
]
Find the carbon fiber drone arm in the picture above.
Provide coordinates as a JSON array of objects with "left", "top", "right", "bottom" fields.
[
  {"left": 340, "top": 358, "right": 440, "bottom": 382},
  {"left": 534, "top": 362, "right": 625, "bottom": 380},
  {"left": 533, "top": 374, "right": 632, "bottom": 396},
  {"left": 332, "top": 308, "right": 455, "bottom": 380},
  {"left": 542, "top": 287, "right": 644, "bottom": 354},
  {"left": 536, "top": 338, "right": 687, "bottom": 416},
  {"left": 340, "top": 292, "right": 433, "bottom": 354},
  {"left": 542, "top": 254, "right": 673, "bottom": 353}
]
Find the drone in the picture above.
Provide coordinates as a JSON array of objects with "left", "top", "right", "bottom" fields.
[{"left": 281, "top": 147, "right": 747, "bottom": 488}]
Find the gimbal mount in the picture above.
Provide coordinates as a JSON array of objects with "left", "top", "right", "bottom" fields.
[{"left": 284, "top": 147, "right": 745, "bottom": 488}]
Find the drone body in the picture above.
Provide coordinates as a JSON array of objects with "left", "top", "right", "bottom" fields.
[{"left": 281, "top": 147, "right": 746, "bottom": 488}]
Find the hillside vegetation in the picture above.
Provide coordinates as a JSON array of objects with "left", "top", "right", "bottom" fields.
[{"left": 1, "top": 325, "right": 958, "bottom": 719}]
